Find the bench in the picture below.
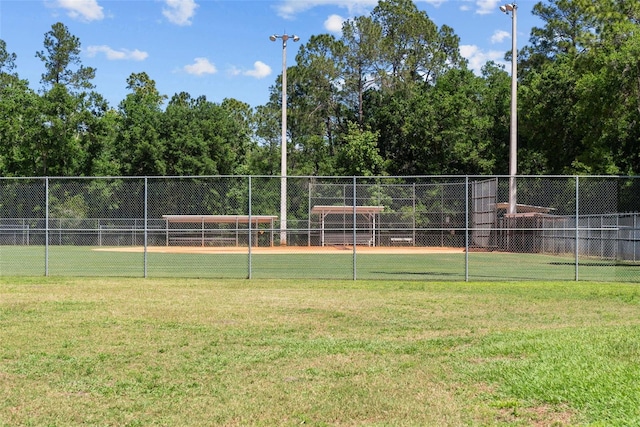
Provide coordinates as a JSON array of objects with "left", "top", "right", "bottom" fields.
[
  {"left": 322, "top": 232, "right": 373, "bottom": 246},
  {"left": 390, "top": 236, "right": 414, "bottom": 246},
  {"left": 168, "top": 236, "right": 237, "bottom": 246}
]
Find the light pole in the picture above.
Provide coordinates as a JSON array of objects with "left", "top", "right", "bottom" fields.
[
  {"left": 270, "top": 33, "right": 299, "bottom": 245},
  {"left": 500, "top": 3, "right": 517, "bottom": 215}
]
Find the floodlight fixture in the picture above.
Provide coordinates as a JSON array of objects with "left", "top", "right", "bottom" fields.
[{"left": 500, "top": 3, "right": 515, "bottom": 13}]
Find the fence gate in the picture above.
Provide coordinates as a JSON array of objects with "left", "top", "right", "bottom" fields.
[{"left": 471, "top": 178, "right": 497, "bottom": 249}]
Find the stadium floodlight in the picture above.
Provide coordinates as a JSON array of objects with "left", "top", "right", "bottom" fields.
[
  {"left": 270, "top": 33, "right": 300, "bottom": 245},
  {"left": 500, "top": 3, "right": 518, "bottom": 215},
  {"left": 499, "top": 3, "right": 515, "bottom": 13}
]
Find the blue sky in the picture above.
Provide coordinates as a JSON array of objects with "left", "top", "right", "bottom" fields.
[{"left": 0, "top": 0, "right": 542, "bottom": 109}]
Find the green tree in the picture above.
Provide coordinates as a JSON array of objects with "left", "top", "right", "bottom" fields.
[
  {"left": 365, "top": 87, "right": 417, "bottom": 174},
  {"left": 340, "top": 16, "right": 381, "bottom": 125},
  {"left": 521, "top": 0, "right": 596, "bottom": 70},
  {"left": 11, "top": 23, "right": 114, "bottom": 177},
  {"left": 24, "top": 86, "right": 112, "bottom": 176},
  {"left": 519, "top": 56, "right": 583, "bottom": 173},
  {"left": 368, "top": 67, "right": 497, "bottom": 175},
  {"left": 572, "top": 0, "right": 640, "bottom": 174},
  {"left": 370, "top": 0, "right": 463, "bottom": 89},
  {"left": 34, "top": 84, "right": 85, "bottom": 175},
  {"left": 272, "top": 0, "right": 467, "bottom": 177},
  {"left": 251, "top": 103, "right": 281, "bottom": 175},
  {"left": 336, "top": 122, "right": 386, "bottom": 176},
  {"left": 0, "top": 39, "right": 18, "bottom": 84},
  {"left": 162, "top": 94, "right": 251, "bottom": 176},
  {"left": 220, "top": 98, "right": 255, "bottom": 175},
  {"left": 162, "top": 93, "right": 217, "bottom": 176},
  {"left": 430, "top": 68, "right": 495, "bottom": 174},
  {"left": 116, "top": 72, "right": 167, "bottom": 176},
  {"left": 478, "top": 62, "right": 513, "bottom": 174},
  {"left": 36, "top": 22, "right": 96, "bottom": 92},
  {"left": 518, "top": 0, "right": 594, "bottom": 173},
  {"left": 76, "top": 93, "right": 120, "bottom": 176},
  {"left": 0, "top": 40, "right": 42, "bottom": 176},
  {"left": 289, "top": 35, "right": 348, "bottom": 175},
  {"left": 2, "top": 83, "right": 95, "bottom": 177},
  {"left": 520, "top": 0, "right": 640, "bottom": 174}
]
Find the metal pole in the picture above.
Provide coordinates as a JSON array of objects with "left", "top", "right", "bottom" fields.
[
  {"left": 144, "top": 177, "right": 148, "bottom": 278},
  {"left": 465, "top": 177, "right": 469, "bottom": 282},
  {"left": 280, "top": 37, "right": 288, "bottom": 246},
  {"left": 308, "top": 181, "right": 311, "bottom": 246},
  {"left": 45, "top": 177, "right": 49, "bottom": 277},
  {"left": 509, "top": 4, "right": 518, "bottom": 215},
  {"left": 270, "top": 33, "right": 299, "bottom": 245},
  {"left": 353, "top": 176, "right": 357, "bottom": 281},
  {"left": 575, "top": 176, "right": 579, "bottom": 281},
  {"left": 413, "top": 183, "right": 416, "bottom": 246},
  {"left": 248, "top": 176, "right": 252, "bottom": 279}
]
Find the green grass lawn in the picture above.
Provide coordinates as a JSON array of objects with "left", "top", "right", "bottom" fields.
[
  {"left": 1, "top": 277, "right": 640, "bottom": 426},
  {"left": 1, "top": 245, "right": 638, "bottom": 282}
]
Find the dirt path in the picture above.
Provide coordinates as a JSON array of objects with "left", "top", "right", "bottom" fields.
[{"left": 94, "top": 245, "right": 465, "bottom": 255}]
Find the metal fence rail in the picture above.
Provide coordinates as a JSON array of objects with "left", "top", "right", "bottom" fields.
[
  {"left": 541, "top": 213, "right": 640, "bottom": 261},
  {"left": 0, "top": 175, "right": 638, "bottom": 281}
]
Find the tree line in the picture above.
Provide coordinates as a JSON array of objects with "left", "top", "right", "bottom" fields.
[{"left": 1, "top": 0, "right": 639, "bottom": 178}]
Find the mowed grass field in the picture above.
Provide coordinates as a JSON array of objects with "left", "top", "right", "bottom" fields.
[
  {"left": 1, "top": 245, "right": 638, "bottom": 282},
  {"left": 1, "top": 277, "right": 640, "bottom": 426}
]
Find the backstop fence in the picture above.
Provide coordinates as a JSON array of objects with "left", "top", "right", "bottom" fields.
[{"left": 0, "top": 175, "right": 638, "bottom": 282}]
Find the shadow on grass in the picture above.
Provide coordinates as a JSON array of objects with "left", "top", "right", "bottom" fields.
[
  {"left": 370, "top": 271, "right": 460, "bottom": 276},
  {"left": 549, "top": 262, "right": 640, "bottom": 267}
]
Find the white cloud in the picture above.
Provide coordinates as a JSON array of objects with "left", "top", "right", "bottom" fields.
[
  {"left": 475, "top": 0, "right": 501, "bottom": 15},
  {"left": 243, "top": 61, "right": 272, "bottom": 79},
  {"left": 459, "top": 44, "right": 505, "bottom": 74},
  {"left": 86, "top": 45, "right": 148, "bottom": 61},
  {"left": 53, "top": 0, "right": 104, "bottom": 21},
  {"left": 274, "top": 0, "right": 376, "bottom": 19},
  {"left": 163, "top": 0, "right": 198, "bottom": 26},
  {"left": 274, "top": 0, "right": 445, "bottom": 19},
  {"left": 227, "top": 66, "right": 242, "bottom": 77},
  {"left": 419, "top": 0, "right": 447, "bottom": 6},
  {"left": 184, "top": 58, "right": 217, "bottom": 76},
  {"left": 491, "top": 30, "right": 510, "bottom": 44},
  {"left": 324, "top": 14, "right": 345, "bottom": 34}
]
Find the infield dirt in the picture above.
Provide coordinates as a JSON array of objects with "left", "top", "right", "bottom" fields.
[{"left": 94, "top": 245, "right": 465, "bottom": 255}]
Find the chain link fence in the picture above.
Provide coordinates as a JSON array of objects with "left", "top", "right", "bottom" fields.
[{"left": 0, "top": 176, "right": 638, "bottom": 281}]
